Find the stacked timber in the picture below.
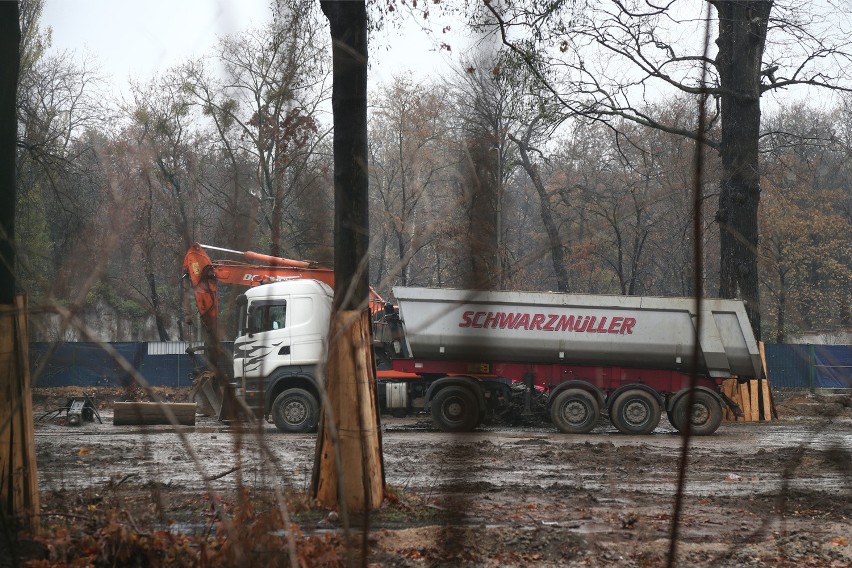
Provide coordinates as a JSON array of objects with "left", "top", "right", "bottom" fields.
[{"left": 722, "top": 342, "right": 777, "bottom": 422}]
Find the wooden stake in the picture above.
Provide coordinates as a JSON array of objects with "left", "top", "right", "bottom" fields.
[
  {"left": 749, "top": 380, "right": 760, "bottom": 422},
  {"left": 757, "top": 342, "right": 773, "bottom": 421},
  {"left": 738, "top": 381, "right": 752, "bottom": 421},
  {"left": 312, "top": 310, "right": 384, "bottom": 512},
  {"left": 0, "top": 296, "right": 39, "bottom": 531}
]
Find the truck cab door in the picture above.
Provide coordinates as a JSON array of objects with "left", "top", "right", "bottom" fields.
[{"left": 235, "top": 297, "right": 292, "bottom": 380}]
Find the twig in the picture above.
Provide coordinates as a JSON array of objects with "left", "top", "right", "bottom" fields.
[{"left": 204, "top": 465, "right": 241, "bottom": 482}]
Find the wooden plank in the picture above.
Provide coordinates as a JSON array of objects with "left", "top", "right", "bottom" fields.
[
  {"left": 113, "top": 402, "right": 196, "bottom": 426},
  {"left": 760, "top": 378, "right": 772, "bottom": 421},
  {"left": 749, "top": 379, "right": 760, "bottom": 421},
  {"left": 0, "top": 296, "right": 39, "bottom": 531},
  {"left": 758, "top": 342, "right": 772, "bottom": 421},
  {"left": 738, "top": 381, "right": 752, "bottom": 421}
]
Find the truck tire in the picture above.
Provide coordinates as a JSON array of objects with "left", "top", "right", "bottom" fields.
[
  {"left": 271, "top": 388, "right": 319, "bottom": 433},
  {"left": 550, "top": 389, "right": 599, "bottom": 434},
  {"left": 610, "top": 389, "right": 661, "bottom": 435},
  {"left": 670, "top": 390, "right": 723, "bottom": 435},
  {"left": 431, "top": 385, "right": 480, "bottom": 432}
]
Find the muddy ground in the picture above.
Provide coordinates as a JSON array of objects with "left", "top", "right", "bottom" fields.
[{"left": 16, "top": 390, "right": 852, "bottom": 566}]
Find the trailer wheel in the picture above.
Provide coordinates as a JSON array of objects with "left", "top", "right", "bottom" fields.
[
  {"left": 550, "top": 389, "right": 599, "bottom": 434},
  {"left": 610, "top": 389, "right": 661, "bottom": 435},
  {"left": 271, "top": 388, "right": 319, "bottom": 433},
  {"left": 431, "top": 386, "right": 480, "bottom": 432},
  {"left": 670, "top": 391, "right": 723, "bottom": 435}
]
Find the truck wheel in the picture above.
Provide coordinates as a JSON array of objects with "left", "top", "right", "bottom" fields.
[
  {"left": 271, "top": 388, "right": 319, "bottom": 433},
  {"left": 431, "top": 386, "right": 480, "bottom": 432},
  {"left": 550, "top": 389, "right": 599, "bottom": 434},
  {"left": 670, "top": 391, "right": 723, "bottom": 435},
  {"left": 610, "top": 389, "right": 661, "bottom": 435}
]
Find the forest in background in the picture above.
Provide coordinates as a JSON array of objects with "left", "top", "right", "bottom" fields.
[{"left": 14, "top": 0, "right": 851, "bottom": 345}]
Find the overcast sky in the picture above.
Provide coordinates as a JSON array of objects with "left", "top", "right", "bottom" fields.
[{"left": 40, "top": 0, "right": 461, "bottom": 96}]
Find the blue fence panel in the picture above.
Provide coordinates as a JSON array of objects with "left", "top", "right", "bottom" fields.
[
  {"left": 137, "top": 354, "right": 196, "bottom": 388},
  {"left": 764, "top": 344, "right": 810, "bottom": 388},
  {"left": 813, "top": 345, "right": 852, "bottom": 388},
  {"left": 30, "top": 342, "right": 146, "bottom": 388},
  {"left": 30, "top": 342, "right": 233, "bottom": 388}
]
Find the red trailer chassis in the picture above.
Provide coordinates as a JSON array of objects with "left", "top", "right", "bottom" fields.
[{"left": 383, "top": 357, "right": 736, "bottom": 436}]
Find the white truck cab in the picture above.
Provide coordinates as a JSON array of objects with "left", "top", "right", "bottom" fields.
[{"left": 234, "top": 279, "right": 333, "bottom": 431}]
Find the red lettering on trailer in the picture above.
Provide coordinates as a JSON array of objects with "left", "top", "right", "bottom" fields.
[
  {"left": 608, "top": 317, "right": 623, "bottom": 333},
  {"left": 499, "top": 312, "right": 520, "bottom": 329},
  {"left": 557, "top": 315, "right": 575, "bottom": 331},
  {"left": 543, "top": 314, "right": 558, "bottom": 331},
  {"left": 585, "top": 316, "right": 599, "bottom": 332},
  {"left": 594, "top": 316, "right": 608, "bottom": 333},
  {"left": 483, "top": 312, "right": 500, "bottom": 328},
  {"left": 459, "top": 311, "right": 637, "bottom": 334},
  {"left": 472, "top": 311, "right": 486, "bottom": 328}
]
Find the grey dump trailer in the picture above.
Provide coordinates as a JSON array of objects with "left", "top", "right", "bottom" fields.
[{"left": 378, "top": 288, "right": 762, "bottom": 435}]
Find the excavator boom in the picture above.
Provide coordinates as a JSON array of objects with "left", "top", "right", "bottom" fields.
[{"left": 182, "top": 242, "right": 383, "bottom": 333}]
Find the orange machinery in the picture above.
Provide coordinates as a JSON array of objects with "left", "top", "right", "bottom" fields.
[{"left": 182, "top": 242, "right": 384, "bottom": 333}]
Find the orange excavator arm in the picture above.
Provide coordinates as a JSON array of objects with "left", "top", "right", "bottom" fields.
[{"left": 182, "top": 242, "right": 384, "bottom": 332}]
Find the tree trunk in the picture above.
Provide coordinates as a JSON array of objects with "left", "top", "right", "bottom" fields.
[
  {"left": 313, "top": 0, "right": 384, "bottom": 513},
  {"left": 0, "top": 2, "right": 38, "bottom": 536},
  {"left": 0, "top": 1, "right": 20, "bottom": 304},
  {"left": 148, "top": 272, "right": 170, "bottom": 341},
  {"left": 713, "top": 0, "right": 771, "bottom": 340},
  {"left": 511, "top": 135, "right": 570, "bottom": 292},
  {"left": 312, "top": 310, "right": 384, "bottom": 511},
  {"left": 776, "top": 266, "right": 787, "bottom": 343}
]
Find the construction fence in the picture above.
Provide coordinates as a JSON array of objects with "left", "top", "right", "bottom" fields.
[
  {"left": 27, "top": 341, "right": 852, "bottom": 391},
  {"left": 29, "top": 341, "right": 232, "bottom": 389}
]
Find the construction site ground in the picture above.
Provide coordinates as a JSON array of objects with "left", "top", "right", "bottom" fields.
[{"left": 19, "top": 389, "right": 852, "bottom": 567}]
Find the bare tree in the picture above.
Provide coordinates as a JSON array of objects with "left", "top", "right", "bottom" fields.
[
  {"left": 183, "top": 0, "right": 331, "bottom": 259},
  {"left": 369, "top": 75, "right": 456, "bottom": 286},
  {"left": 483, "top": 0, "right": 852, "bottom": 338}
]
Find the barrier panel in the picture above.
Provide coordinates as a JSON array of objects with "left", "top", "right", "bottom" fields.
[
  {"left": 29, "top": 341, "right": 850, "bottom": 391},
  {"left": 30, "top": 342, "right": 232, "bottom": 388}
]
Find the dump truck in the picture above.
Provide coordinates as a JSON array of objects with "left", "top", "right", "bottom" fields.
[{"left": 231, "top": 281, "right": 760, "bottom": 435}]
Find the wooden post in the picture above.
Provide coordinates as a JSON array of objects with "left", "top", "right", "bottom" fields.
[
  {"left": 749, "top": 380, "right": 760, "bottom": 421},
  {"left": 758, "top": 342, "right": 772, "bottom": 421},
  {"left": 312, "top": 310, "right": 384, "bottom": 512},
  {"left": 0, "top": 296, "right": 39, "bottom": 531},
  {"left": 738, "top": 381, "right": 752, "bottom": 421}
]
